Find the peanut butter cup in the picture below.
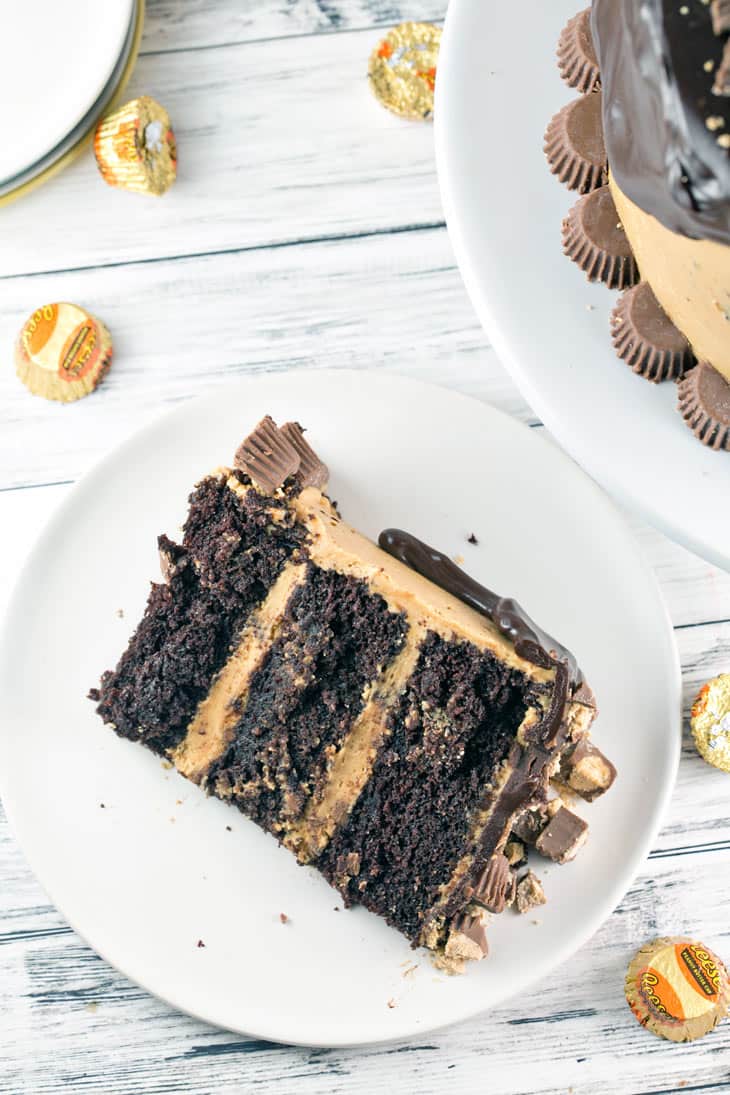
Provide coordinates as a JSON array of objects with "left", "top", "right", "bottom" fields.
[
  {"left": 557, "top": 9, "right": 601, "bottom": 94},
  {"left": 677, "top": 360, "right": 730, "bottom": 451},
  {"left": 544, "top": 92, "right": 607, "bottom": 193},
  {"left": 611, "top": 282, "right": 695, "bottom": 382},
  {"left": 562, "top": 184, "right": 639, "bottom": 289}
]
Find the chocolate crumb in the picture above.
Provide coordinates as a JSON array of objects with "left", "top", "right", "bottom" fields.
[
  {"left": 467, "top": 533, "right": 478, "bottom": 545},
  {"left": 516, "top": 871, "right": 547, "bottom": 915},
  {"left": 225, "top": 825, "right": 232, "bottom": 832},
  {"left": 279, "top": 912, "right": 289, "bottom": 924},
  {"left": 196, "top": 939, "right": 206, "bottom": 948},
  {"left": 99, "top": 803, "right": 105, "bottom": 809}
]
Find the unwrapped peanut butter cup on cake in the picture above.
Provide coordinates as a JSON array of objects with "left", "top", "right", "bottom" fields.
[
  {"left": 690, "top": 673, "right": 730, "bottom": 773},
  {"left": 677, "top": 360, "right": 730, "bottom": 451},
  {"left": 544, "top": 92, "right": 607, "bottom": 193},
  {"left": 562, "top": 184, "right": 639, "bottom": 290},
  {"left": 625, "top": 937, "right": 729, "bottom": 1042},
  {"left": 557, "top": 9, "right": 600, "bottom": 94},
  {"left": 611, "top": 282, "right": 695, "bottom": 382},
  {"left": 15, "top": 302, "right": 112, "bottom": 403},
  {"left": 94, "top": 96, "right": 177, "bottom": 195},
  {"left": 368, "top": 22, "right": 441, "bottom": 120}
]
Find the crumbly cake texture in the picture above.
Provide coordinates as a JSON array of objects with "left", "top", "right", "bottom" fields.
[{"left": 91, "top": 417, "right": 615, "bottom": 970}]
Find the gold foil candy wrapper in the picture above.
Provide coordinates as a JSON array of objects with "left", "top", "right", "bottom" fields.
[
  {"left": 368, "top": 22, "right": 441, "bottom": 121},
  {"left": 94, "top": 96, "right": 177, "bottom": 195},
  {"left": 691, "top": 673, "right": 730, "bottom": 773},
  {"left": 625, "top": 937, "right": 730, "bottom": 1042},
  {"left": 15, "top": 303, "right": 113, "bottom": 403}
]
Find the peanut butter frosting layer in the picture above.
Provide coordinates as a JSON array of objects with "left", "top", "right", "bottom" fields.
[{"left": 172, "top": 561, "right": 308, "bottom": 782}]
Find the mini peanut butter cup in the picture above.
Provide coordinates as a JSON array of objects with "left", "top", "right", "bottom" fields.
[
  {"left": 625, "top": 937, "right": 729, "bottom": 1042},
  {"left": 14, "top": 302, "right": 113, "bottom": 403},
  {"left": 562, "top": 185, "right": 639, "bottom": 290},
  {"left": 611, "top": 282, "right": 695, "bottom": 382},
  {"left": 557, "top": 9, "right": 601, "bottom": 94},
  {"left": 544, "top": 92, "right": 607, "bottom": 193},
  {"left": 677, "top": 360, "right": 730, "bottom": 451}
]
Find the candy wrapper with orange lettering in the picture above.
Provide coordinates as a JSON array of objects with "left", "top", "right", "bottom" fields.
[
  {"left": 625, "top": 937, "right": 729, "bottom": 1042},
  {"left": 15, "top": 303, "right": 113, "bottom": 403}
]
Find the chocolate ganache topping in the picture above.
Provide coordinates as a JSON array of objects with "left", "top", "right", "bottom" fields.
[
  {"left": 592, "top": 0, "right": 730, "bottom": 244},
  {"left": 378, "top": 528, "right": 582, "bottom": 690}
]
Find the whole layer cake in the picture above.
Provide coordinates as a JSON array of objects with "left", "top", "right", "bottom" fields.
[
  {"left": 91, "top": 417, "right": 615, "bottom": 969},
  {"left": 546, "top": 2, "right": 730, "bottom": 449}
]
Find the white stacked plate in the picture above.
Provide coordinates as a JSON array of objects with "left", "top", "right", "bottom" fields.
[{"left": 0, "top": 0, "right": 142, "bottom": 200}]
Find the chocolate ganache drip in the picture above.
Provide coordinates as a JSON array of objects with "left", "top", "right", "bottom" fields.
[
  {"left": 378, "top": 528, "right": 582, "bottom": 690},
  {"left": 592, "top": 0, "right": 730, "bottom": 245}
]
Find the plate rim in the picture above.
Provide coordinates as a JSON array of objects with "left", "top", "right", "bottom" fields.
[
  {"left": 434, "top": 0, "right": 730, "bottom": 574},
  {"left": 0, "top": 369, "right": 682, "bottom": 1047}
]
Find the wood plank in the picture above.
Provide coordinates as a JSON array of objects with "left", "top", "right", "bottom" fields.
[
  {"left": 0, "top": 228, "right": 523, "bottom": 492},
  {"left": 1, "top": 30, "right": 443, "bottom": 279},
  {"left": 142, "top": 0, "right": 445, "bottom": 54}
]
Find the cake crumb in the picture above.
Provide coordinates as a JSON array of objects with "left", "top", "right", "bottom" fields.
[
  {"left": 531, "top": 919, "right": 542, "bottom": 926},
  {"left": 516, "top": 871, "right": 547, "bottom": 914},
  {"left": 387, "top": 998, "right": 396, "bottom": 1009},
  {"left": 115, "top": 608, "right": 124, "bottom": 618},
  {"left": 197, "top": 939, "right": 206, "bottom": 948},
  {"left": 279, "top": 912, "right": 289, "bottom": 924},
  {"left": 85, "top": 1002, "right": 99, "bottom": 1014},
  {"left": 453, "top": 554, "right": 465, "bottom": 566},
  {"left": 333, "top": 906, "right": 340, "bottom": 912},
  {"left": 161, "top": 760, "right": 173, "bottom": 770},
  {"left": 467, "top": 533, "right": 478, "bottom": 545},
  {"left": 402, "top": 963, "right": 419, "bottom": 978},
  {"left": 175, "top": 799, "right": 183, "bottom": 806}
]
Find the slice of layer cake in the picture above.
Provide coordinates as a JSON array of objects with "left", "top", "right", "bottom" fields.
[{"left": 91, "top": 417, "right": 615, "bottom": 970}]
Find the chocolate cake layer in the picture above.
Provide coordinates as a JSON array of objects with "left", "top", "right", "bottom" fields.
[
  {"left": 93, "top": 473, "right": 305, "bottom": 754},
  {"left": 318, "top": 632, "right": 538, "bottom": 945}
]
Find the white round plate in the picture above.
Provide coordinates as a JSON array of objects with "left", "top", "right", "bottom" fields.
[
  {"left": 0, "top": 0, "right": 135, "bottom": 186},
  {"left": 435, "top": 0, "right": 730, "bottom": 571},
  {"left": 0, "top": 371, "right": 680, "bottom": 1046}
]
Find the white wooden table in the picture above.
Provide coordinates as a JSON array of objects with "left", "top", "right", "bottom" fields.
[{"left": 1, "top": 3, "right": 729, "bottom": 1092}]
